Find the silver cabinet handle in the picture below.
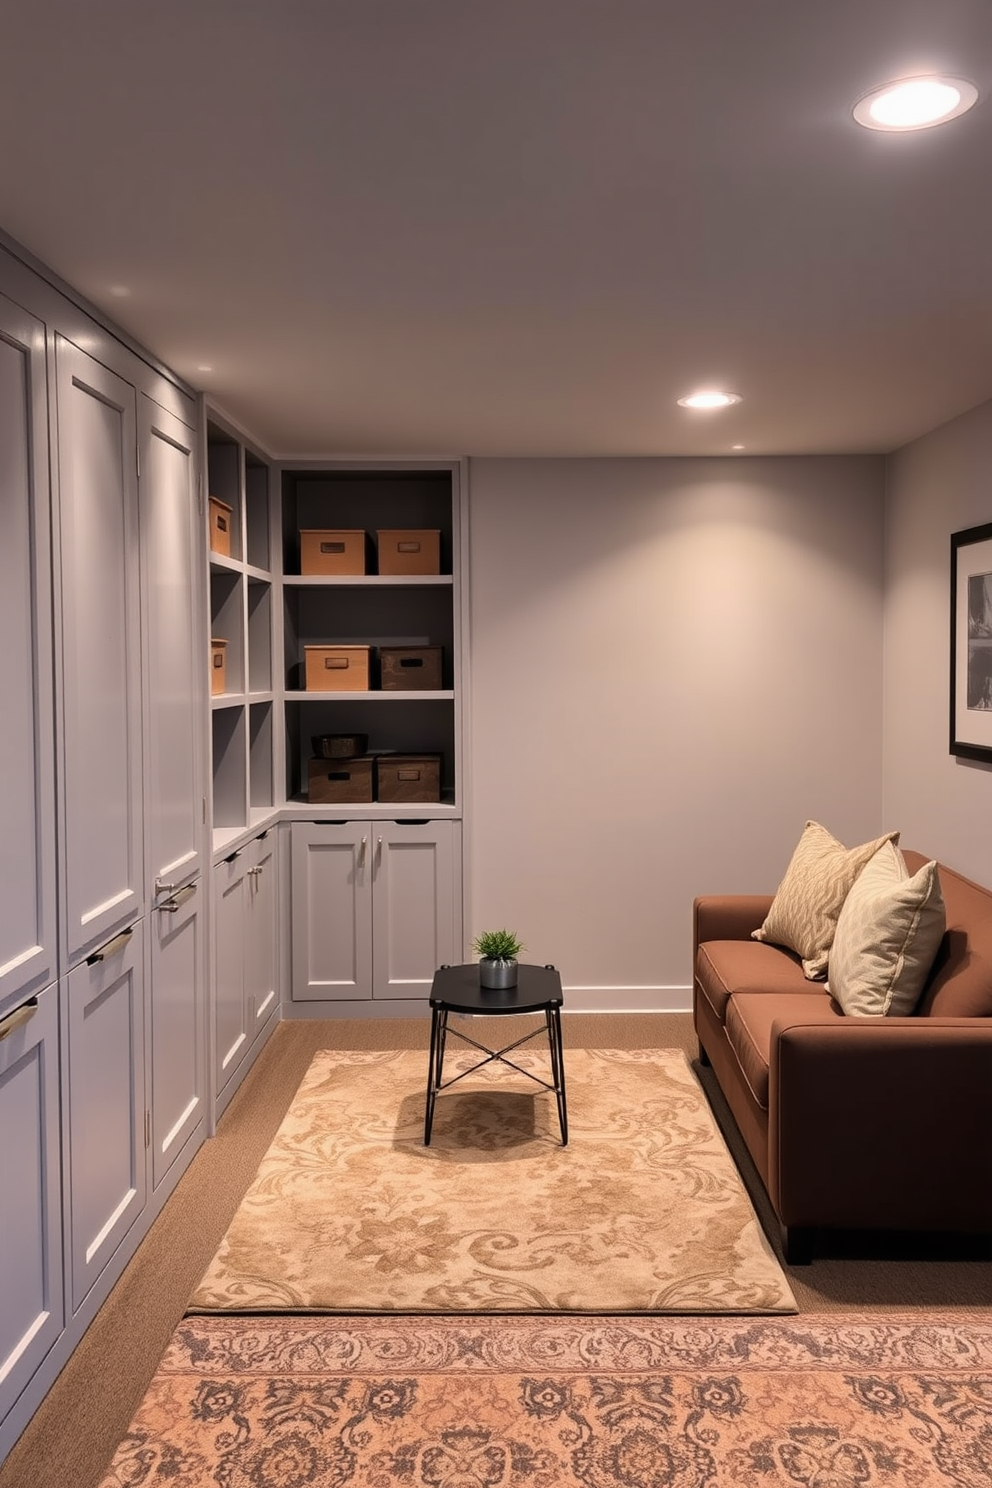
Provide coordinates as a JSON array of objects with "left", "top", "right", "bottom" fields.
[
  {"left": 0, "top": 997, "right": 38, "bottom": 1042},
  {"left": 159, "top": 882, "right": 198, "bottom": 913},
  {"left": 375, "top": 835, "right": 383, "bottom": 868},
  {"left": 87, "top": 926, "right": 134, "bottom": 965},
  {"left": 358, "top": 836, "right": 367, "bottom": 866}
]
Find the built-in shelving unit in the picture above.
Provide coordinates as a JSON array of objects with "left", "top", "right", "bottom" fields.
[
  {"left": 205, "top": 438, "right": 463, "bottom": 839},
  {"left": 206, "top": 415, "right": 276, "bottom": 853},
  {"left": 279, "top": 463, "right": 462, "bottom": 817}
]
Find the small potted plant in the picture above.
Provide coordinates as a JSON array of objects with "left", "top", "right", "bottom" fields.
[{"left": 473, "top": 928, "right": 525, "bottom": 989}]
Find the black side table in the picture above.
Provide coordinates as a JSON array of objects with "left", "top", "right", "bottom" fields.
[{"left": 424, "top": 963, "right": 567, "bottom": 1146}]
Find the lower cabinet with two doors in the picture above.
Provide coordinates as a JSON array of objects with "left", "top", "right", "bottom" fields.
[
  {"left": 213, "top": 828, "right": 280, "bottom": 1111},
  {"left": 291, "top": 820, "right": 462, "bottom": 1007}
]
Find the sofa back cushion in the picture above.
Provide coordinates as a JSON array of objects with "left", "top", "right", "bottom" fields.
[
  {"left": 827, "top": 843, "right": 945, "bottom": 1017},
  {"left": 903, "top": 851, "right": 992, "bottom": 1017}
]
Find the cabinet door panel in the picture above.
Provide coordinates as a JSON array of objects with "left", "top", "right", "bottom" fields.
[
  {"left": 247, "top": 832, "right": 278, "bottom": 1033},
  {"left": 140, "top": 397, "right": 202, "bottom": 895},
  {"left": 291, "top": 824, "right": 372, "bottom": 1001},
  {"left": 150, "top": 881, "right": 203, "bottom": 1190},
  {"left": 0, "top": 983, "right": 62, "bottom": 1420},
  {"left": 66, "top": 920, "right": 146, "bottom": 1314},
  {"left": 214, "top": 853, "right": 249, "bottom": 1088},
  {"left": 56, "top": 339, "right": 142, "bottom": 964},
  {"left": 373, "top": 823, "right": 459, "bottom": 999},
  {"left": 0, "top": 300, "right": 56, "bottom": 1010}
]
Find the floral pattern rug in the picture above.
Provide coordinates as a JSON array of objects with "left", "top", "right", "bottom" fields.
[
  {"left": 188, "top": 1048, "right": 795, "bottom": 1315},
  {"left": 99, "top": 1311, "right": 992, "bottom": 1487}
]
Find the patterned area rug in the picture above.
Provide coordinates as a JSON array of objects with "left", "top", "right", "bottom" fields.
[
  {"left": 189, "top": 1048, "right": 795, "bottom": 1315},
  {"left": 99, "top": 1312, "right": 992, "bottom": 1487}
]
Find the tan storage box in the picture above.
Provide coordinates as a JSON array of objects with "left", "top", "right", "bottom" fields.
[
  {"left": 376, "top": 529, "right": 440, "bottom": 575},
  {"left": 300, "top": 529, "right": 369, "bottom": 576},
  {"left": 208, "top": 497, "right": 233, "bottom": 557},
  {"left": 307, "top": 755, "right": 374, "bottom": 804},
  {"left": 379, "top": 645, "right": 443, "bottom": 691},
  {"left": 304, "top": 644, "right": 371, "bottom": 691},
  {"left": 376, "top": 753, "right": 442, "bottom": 803},
  {"left": 210, "top": 638, "right": 228, "bottom": 695}
]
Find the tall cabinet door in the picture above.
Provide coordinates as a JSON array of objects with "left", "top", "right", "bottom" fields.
[
  {"left": 65, "top": 920, "right": 146, "bottom": 1314},
  {"left": 213, "top": 850, "right": 250, "bottom": 1090},
  {"left": 291, "top": 823, "right": 373, "bottom": 1001},
  {"left": 373, "top": 822, "right": 461, "bottom": 1000},
  {"left": 55, "top": 338, "right": 142, "bottom": 966},
  {"left": 246, "top": 830, "right": 278, "bottom": 1036},
  {"left": 0, "top": 983, "right": 63, "bottom": 1424},
  {"left": 149, "top": 882, "right": 203, "bottom": 1191},
  {"left": 0, "top": 298, "right": 56, "bottom": 1011},
  {"left": 139, "top": 396, "right": 203, "bottom": 896}
]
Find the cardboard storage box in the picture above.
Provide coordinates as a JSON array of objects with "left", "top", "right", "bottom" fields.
[
  {"left": 307, "top": 755, "right": 374, "bottom": 804},
  {"left": 376, "top": 529, "right": 440, "bottom": 575},
  {"left": 300, "top": 529, "right": 369, "bottom": 576},
  {"left": 376, "top": 753, "right": 442, "bottom": 803},
  {"left": 208, "top": 497, "right": 233, "bottom": 557},
  {"left": 311, "top": 732, "right": 369, "bottom": 758},
  {"left": 210, "top": 638, "right": 228, "bottom": 695},
  {"left": 379, "top": 645, "right": 443, "bottom": 691},
  {"left": 304, "top": 644, "right": 371, "bottom": 691}
]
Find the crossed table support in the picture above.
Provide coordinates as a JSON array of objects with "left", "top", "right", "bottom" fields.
[{"left": 424, "top": 962, "right": 568, "bottom": 1146}]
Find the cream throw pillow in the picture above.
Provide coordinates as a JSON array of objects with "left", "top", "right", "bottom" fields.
[
  {"left": 753, "top": 820, "right": 899, "bottom": 979},
  {"left": 827, "top": 841, "right": 945, "bottom": 1017}
]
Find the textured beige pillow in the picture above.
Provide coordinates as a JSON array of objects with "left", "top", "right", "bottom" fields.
[
  {"left": 753, "top": 820, "right": 899, "bottom": 979},
  {"left": 827, "top": 842, "right": 945, "bottom": 1017}
]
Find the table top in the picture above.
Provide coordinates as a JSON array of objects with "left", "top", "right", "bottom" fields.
[{"left": 429, "top": 962, "right": 563, "bottom": 1015}]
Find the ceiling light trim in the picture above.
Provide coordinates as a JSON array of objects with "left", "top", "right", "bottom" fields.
[
  {"left": 853, "top": 74, "right": 978, "bottom": 131},
  {"left": 677, "top": 390, "right": 742, "bottom": 410}
]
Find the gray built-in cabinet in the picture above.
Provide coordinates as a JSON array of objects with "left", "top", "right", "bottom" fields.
[
  {"left": 0, "top": 250, "right": 466, "bottom": 1468},
  {"left": 0, "top": 248, "right": 224, "bottom": 1464}
]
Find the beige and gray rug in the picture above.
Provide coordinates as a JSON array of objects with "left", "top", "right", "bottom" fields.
[{"left": 189, "top": 1047, "right": 796, "bottom": 1314}]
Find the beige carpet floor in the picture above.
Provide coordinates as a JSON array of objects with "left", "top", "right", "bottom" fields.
[
  {"left": 98, "top": 1310, "right": 992, "bottom": 1488},
  {"left": 189, "top": 1047, "right": 796, "bottom": 1314}
]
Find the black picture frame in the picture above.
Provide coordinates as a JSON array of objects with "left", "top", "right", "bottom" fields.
[{"left": 950, "top": 521, "right": 992, "bottom": 761}]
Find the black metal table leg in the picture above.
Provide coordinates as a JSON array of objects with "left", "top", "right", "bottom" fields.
[
  {"left": 546, "top": 1003, "right": 568, "bottom": 1144},
  {"left": 424, "top": 1003, "right": 442, "bottom": 1144}
]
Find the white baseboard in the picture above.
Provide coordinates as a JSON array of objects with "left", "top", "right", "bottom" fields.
[{"left": 561, "top": 986, "right": 692, "bottom": 1014}]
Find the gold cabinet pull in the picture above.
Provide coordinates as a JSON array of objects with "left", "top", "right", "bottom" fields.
[
  {"left": 0, "top": 997, "right": 38, "bottom": 1042},
  {"left": 87, "top": 927, "right": 134, "bottom": 965}
]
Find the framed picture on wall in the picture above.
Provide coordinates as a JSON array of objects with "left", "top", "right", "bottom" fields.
[{"left": 950, "top": 521, "right": 992, "bottom": 761}]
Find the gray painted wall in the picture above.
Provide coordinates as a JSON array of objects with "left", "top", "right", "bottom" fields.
[
  {"left": 466, "top": 455, "right": 886, "bottom": 1007},
  {"left": 883, "top": 399, "right": 992, "bottom": 886}
]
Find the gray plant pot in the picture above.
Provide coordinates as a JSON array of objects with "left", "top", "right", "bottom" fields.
[{"left": 479, "top": 956, "right": 518, "bottom": 990}]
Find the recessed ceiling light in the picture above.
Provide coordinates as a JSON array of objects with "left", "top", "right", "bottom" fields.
[
  {"left": 108, "top": 284, "right": 131, "bottom": 297},
  {"left": 677, "top": 390, "right": 742, "bottom": 410},
  {"left": 732, "top": 444, "right": 746, "bottom": 451},
  {"left": 197, "top": 364, "right": 214, "bottom": 373},
  {"left": 853, "top": 75, "right": 978, "bottom": 131}
]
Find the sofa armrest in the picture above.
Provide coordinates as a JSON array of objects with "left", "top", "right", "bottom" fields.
[
  {"left": 693, "top": 894, "right": 773, "bottom": 948},
  {"left": 768, "top": 1016, "right": 992, "bottom": 1231}
]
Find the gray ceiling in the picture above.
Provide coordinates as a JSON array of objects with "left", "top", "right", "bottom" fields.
[{"left": 3, "top": 0, "right": 992, "bottom": 458}]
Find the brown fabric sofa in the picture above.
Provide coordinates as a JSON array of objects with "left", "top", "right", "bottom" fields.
[{"left": 693, "top": 851, "right": 992, "bottom": 1262}]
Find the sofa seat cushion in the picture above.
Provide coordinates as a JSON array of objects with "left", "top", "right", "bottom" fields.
[
  {"left": 696, "top": 940, "right": 820, "bottom": 1024},
  {"left": 725, "top": 992, "right": 844, "bottom": 1110}
]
